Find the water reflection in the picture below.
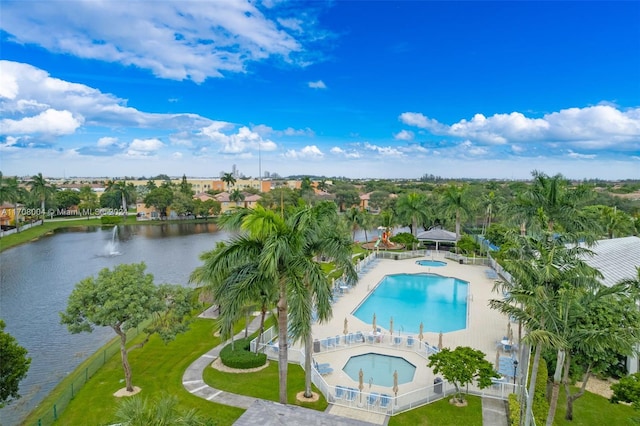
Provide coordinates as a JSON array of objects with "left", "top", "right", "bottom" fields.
[{"left": 0, "top": 223, "right": 229, "bottom": 425}]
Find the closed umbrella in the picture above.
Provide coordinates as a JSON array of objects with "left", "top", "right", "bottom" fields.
[
  {"left": 393, "top": 370, "right": 399, "bottom": 398},
  {"left": 389, "top": 316, "right": 394, "bottom": 337},
  {"left": 418, "top": 322, "right": 424, "bottom": 345},
  {"left": 372, "top": 313, "right": 377, "bottom": 334},
  {"left": 507, "top": 322, "right": 512, "bottom": 341},
  {"left": 438, "top": 331, "right": 443, "bottom": 350},
  {"left": 359, "top": 368, "right": 364, "bottom": 404},
  {"left": 495, "top": 348, "right": 501, "bottom": 369},
  {"left": 344, "top": 317, "right": 349, "bottom": 344}
]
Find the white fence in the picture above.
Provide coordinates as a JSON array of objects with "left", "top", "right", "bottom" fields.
[
  {"left": 249, "top": 326, "right": 517, "bottom": 416},
  {"left": 0, "top": 220, "right": 43, "bottom": 238}
]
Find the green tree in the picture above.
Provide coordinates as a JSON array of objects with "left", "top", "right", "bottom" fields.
[
  {"left": 583, "top": 205, "right": 635, "bottom": 239},
  {"left": 368, "top": 190, "right": 391, "bottom": 211},
  {"left": 316, "top": 179, "right": 329, "bottom": 192},
  {"left": 78, "top": 185, "right": 99, "bottom": 215},
  {"left": 28, "top": 172, "right": 55, "bottom": 221},
  {"left": 221, "top": 173, "right": 236, "bottom": 191},
  {"left": 144, "top": 185, "right": 174, "bottom": 218},
  {"left": 192, "top": 204, "right": 355, "bottom": 404},
  {"left": 0, "top": 172, "right": 24, "bottom": 231},
  {"left": 179, "top": 174, "right": 193, "bottom": 196},
  {"left": 438, "top": 184, "right": 473, "bottom": 240},
  {"left": 344, "top": 207, "right": 363, "bottom": 241},
  {"left": 0, "top": 319, "right": 31, "bottom": 408},
  {"left": 170, "top": 191, "right": 195, "bottom": 216},
  {"left": 229, "top": 188, "right": 245, "bottom": 207},
  {"left": 60, "top": 263, "right": 193, "bottom": 392},
  {"left": 115, "top": 393, "right": 212, "bottom": 426},
  {"left": 329, "top": 182, "right": 360, "bottom": 212},
  {"left": 55, "top": 190, "right": 81, "bottom": 210},
  {"left": 427, "top": 346, "right": 499, "bottom": 404},
  {"left": 396, "top": 191, "right": 429, "bottom": 237},
  {"left": 106, "top": 180, "right": 137, "bottom": 217}
]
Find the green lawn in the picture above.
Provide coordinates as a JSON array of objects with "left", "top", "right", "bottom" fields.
[
  {"left": 203, "top": 362, "right": 328, "bottom": 411},
  {"left": 553, "top": 386, "right": 636, "bottom": 426},
  {"left": 389, "top": 395, "right": 483, "bottom": 426},
  {"left": 23, "top": 318, "right": 244, "bottom": 426}
]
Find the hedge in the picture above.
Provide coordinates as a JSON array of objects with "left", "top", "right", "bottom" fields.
[{"left": 219, "top": 337, "right": 267, "bottom": 369}]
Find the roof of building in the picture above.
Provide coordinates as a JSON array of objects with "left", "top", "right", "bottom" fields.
[
  {"left": 233, "top": 400, "right": 376, "bottom": 426},
  {"left": 416, "top": 227, "right": 458, "bottom": 242},
  {"left": 580, "top": 236, "right": 640, "bottom": 287}
]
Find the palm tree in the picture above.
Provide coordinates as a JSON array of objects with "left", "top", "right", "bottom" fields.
[
  {"left": 191, "top": 203, "right": 355, "bottom": 404},
  {"left": 106, "top": 180, "right": 137, "bottom": 218},
  {"left": 396, "top": 191, "right": 429, "bottom": 237},
  {"left": 583, "top": 205, "right": 635, "bottom": 239},
  {"left": 115, "top": 393, "right": 209, "bottom": 425},
  {"left": 344, "top": 207, "right": 363, "bottom": 241},
  {"left": 0, "top": 173, "right": 24, "bottom": 232},
  {"left": 221, "top": 173, "right": 236, "bottom": 191},
  {"left": 28, "top": 173, "right": 55, "bottom": 221},
  {"left": 439, "top": 184, "right": 473, "bottom": 240},
  {"left": 508, "top": 170, "right": 598, "bottom": 243},
  {"left": 229, "top": 188, "right": 245, "bottom": 207}
]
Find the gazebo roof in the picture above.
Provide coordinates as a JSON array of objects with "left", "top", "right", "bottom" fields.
[
  {"left": 416, "top": 227, "right": 458, "bottom": 242},
  {"left": 579, "top": 236, "right": 640, "bottom": 287}
]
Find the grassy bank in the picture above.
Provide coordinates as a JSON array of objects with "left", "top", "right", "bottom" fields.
[
  {"left": 0, "top": 217, "right": 217, "bottom": 253},
  {"left": 22, "top": 317, "right": 245, "bottom": 426}
]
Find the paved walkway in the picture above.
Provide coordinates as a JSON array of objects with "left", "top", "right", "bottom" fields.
[{"left": 184, "top": 308, "right": 508, "bottom": 425}]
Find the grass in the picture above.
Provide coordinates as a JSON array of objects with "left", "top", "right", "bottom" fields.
[
  {"left": 202, "top": 362, "right": 328, "bottom": 411},
  {"left": 552, "top": 386, "right": 636, "bottom": 426},
  {"left": 389, "top": 395, "right": 483, "bottom": 426},
  {"left": 23, "top": 318, "right": 245, "bottom": 426}
]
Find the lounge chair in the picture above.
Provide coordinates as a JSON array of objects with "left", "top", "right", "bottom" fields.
[
  {"left": 313, "top": 359, "right": 331, "bottom": 370},
  {"left": 426, "top": 345, "right": 439, "bottom": 355},
  {"left": 367, "top": 392, "right": 380, "bottom": 408},
  {"left": 315, "top": 364, "right": 333, "bottom": 375},
  {"left": 406, "top": 335, "right": 415, "bottom": 348},
  {"left": 335, "top": 335, "right": 343, "bottom": 346},
  {"left": 322, "top": 337, "right": 335, "bottom": 349},
  {"left": 345, "top": 387, "right": 358, "bottom": 403},
  {"left": 393, "top": 335, "right": 402, "bottom": 346},
  {"left": 334, "top": 385, "right": 346, "bottom": 401},
  {"left": 379, "top": 393, "right": 392, "bottom": 411},
  {"left": 355, "top": 331, "right": 364, "bottom": 343}
]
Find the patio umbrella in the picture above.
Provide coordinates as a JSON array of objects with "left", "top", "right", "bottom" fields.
[
  {"left": 507, "top": 322, "right": 512, "bottom": 341},
  {"left": 438, "top": 331, "right": 443, "bottom": 350},
  {"left": 393, "top": 370, "right": 399, "bottom": 398},
  {"left": 418, "top": 322, "right": 424, "bottom": 345},
  {"left": 508, "top": 324, "right": 514, "bottom": 343},
  {"left": 495, "top": 349, "right": 501, "bottom": 369},
  {"left": 344, "top": 317, "right": 349, "bottom": 344},
  {"left": 372, "top": 313, "right": 377, "bottom": 334},
  {"left": 359, "top": 368, "right": 364, "bottom": 404},
  {"left": 389, "top": 317, "right": 394, "bottom": 337}
]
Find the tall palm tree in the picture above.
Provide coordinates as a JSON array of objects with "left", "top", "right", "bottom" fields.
[
  {"left": 28, "top": 173, "right": 55, "bottom": 221},
  {"left": 344, "top": 207, "right": 363, "bottom": 241},
  {"left": 192, "top": 203, "right": 354, "bottom": 404},
  {"left": 439, "top": 184, "right": 473, "bottom": 240},
  {"left": 396, "top": 191, "right": 429, "bottom": 237},
  {"left": 106, "top": 180, "right": 137, "bottom": 218},
  {"left": 221, "top": 173, "right": 236, "bottom": 191},
  {"left": 229, "top": 188, "right": 245, "bottom": 207},
  {"left": 0, "top": 173, "right": 23, "bottom": 232},
  {"left": 508, "top": 170, "right": 598, "bottom": 243},
  {"left": 287, "top": 202, "right": 357, "bottom": 397}
]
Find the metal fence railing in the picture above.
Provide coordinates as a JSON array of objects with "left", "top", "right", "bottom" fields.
[{"left": 27, "top": 326, "right": 143, "bottom": 426}]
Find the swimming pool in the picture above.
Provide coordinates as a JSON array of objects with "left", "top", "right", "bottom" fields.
[
  {"left": 343, "top": 353, "right": 416, "bottom": 387},
  {"left": 415, "top": 260, "right": 447, "bottom": 267},
  {"left": 353, "top": 273, "right": 468, "bottom": 334}
]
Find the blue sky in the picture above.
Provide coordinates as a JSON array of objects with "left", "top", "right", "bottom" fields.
[{"left": 1, "top": 0, "right": 639, "bottom": 180}]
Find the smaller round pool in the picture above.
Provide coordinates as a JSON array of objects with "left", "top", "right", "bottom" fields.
[
  {"left": 343, "top": 353, "right": 416, "bottom": 386},
  {"left": 415, "top": 260, "right": 447, "bottom": 267}
]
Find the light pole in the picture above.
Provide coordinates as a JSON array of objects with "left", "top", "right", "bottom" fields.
[{"left": 513, "top": 360, "right": 519, "bottom": 386}]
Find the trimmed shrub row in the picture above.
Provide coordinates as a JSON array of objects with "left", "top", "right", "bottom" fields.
[{"left": 219, "top": 337, "right": 267, "bottom": 369}]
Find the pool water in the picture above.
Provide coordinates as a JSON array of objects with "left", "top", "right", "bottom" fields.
[
  {"left": 343, "top": 353, "right": 416, "bottom": 386},
  {"left": 415, "top": 260, "right": 447, "bottom": 267},
  {"left": 353, "top": 273, "right": 468, "bottom": 334}
]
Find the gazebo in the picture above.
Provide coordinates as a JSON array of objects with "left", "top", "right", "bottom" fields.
[{"left": 416, "top": 226, "right": 458, "bottom": 252}]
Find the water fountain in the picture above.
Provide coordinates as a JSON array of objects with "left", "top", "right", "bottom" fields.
[{"left": 105, "top": 225, "right": 121, "bottom": 256}]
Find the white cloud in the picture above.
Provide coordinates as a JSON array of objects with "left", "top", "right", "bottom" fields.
[
  {"left": 200, "top": 124, "right": 277, "bottom": 154},
  {"left": 330, "top": 146, "right": 361, "bottom": 158},
  {"left": 284, "top": 145, "right": 324, "bottom": 159},
  {"left": 363, "top": 142, "right": 403, "bottom": 157},
  {"left": 308, "top": 80, "right": 327, "bottom": 89},
  {"left": 1, "top": 108, "right": 82, "bottom": 136},
  {"left": 567, "top": 150, "right": 596, "bottom": 159},
  {"left": 172, "top": 152, "right": 183, "bottom": 159},
  {"left": 0, "top": 1, "right": 326, "bottom": 83},
  {"left": 97, "top": 137, "right": 119, "bottom": 148},
  {"left": 394, "top": 129, "right": 414, "bottom": 141},
  {"left": 125, "top": 138, "right": 164, "bottom": 157},
  {"left": 399, "top": 105, "right": 640, "bottom": 151}
]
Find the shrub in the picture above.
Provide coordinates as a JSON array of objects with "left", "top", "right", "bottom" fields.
[
  {"left": 508, "top": 393, "right": 520, "bottom": 426},
  {"left": 389, "top": 232, "right": 418, "bottom": 248},
  {"left": 100, "top": 216, "right": 122, "bottom": 225},
  {"left": 219, "top": 337, "right": 267, "bottom": 369},
  {"left": 456, "top": 235, "right": 480, "bottom": 255}
]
